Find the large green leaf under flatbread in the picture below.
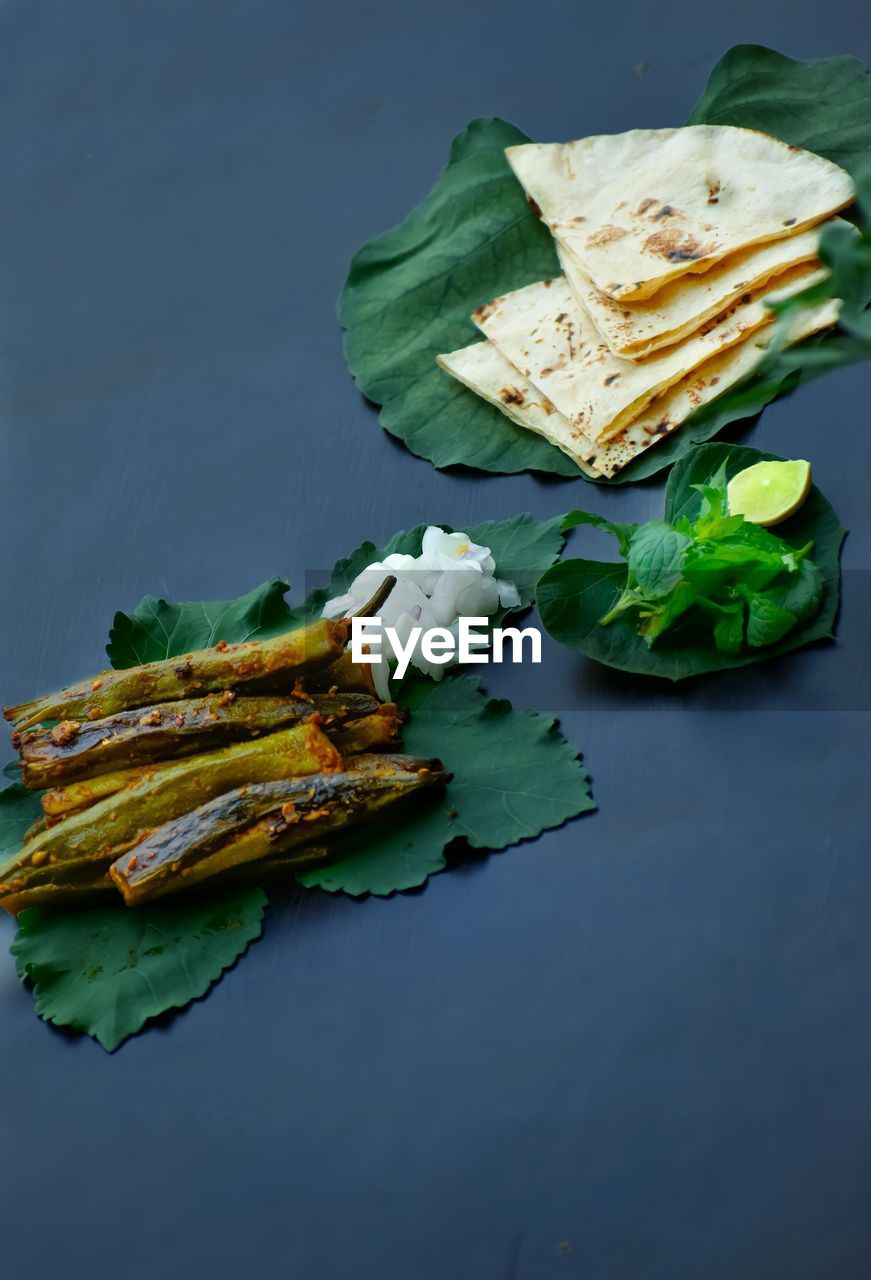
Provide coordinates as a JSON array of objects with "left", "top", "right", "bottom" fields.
[
  {"left": 687, "top": 44, "right": 871, "bottom": 168},
  {"left": 339, "top": 117, "right": 572, "bottom": 476},
  {"left": 339, "top": 46, "right": 871, "bottom": 485}
]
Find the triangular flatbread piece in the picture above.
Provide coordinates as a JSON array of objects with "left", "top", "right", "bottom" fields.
[
  {"left": 558, "top": 220, "right": 837, "bottom": 359},
  {"left": 438, "top": 300, "right": 837, "bottom": 478},
  {"left": 436, "top": 341, "right": 602, "bottom": 477},
  {"left": 587, "top": 297, "right": 838, "bottom": 476},
  {"left": 472, "top": 263, "right": 824, "bottom": 443},
  {"left": 506, "top": 126, "right": 853, "bottom": 301}
]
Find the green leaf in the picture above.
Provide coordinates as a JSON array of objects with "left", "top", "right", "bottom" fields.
[
  {"left": 687, "top": 44, "right": 871, "bottom": 170},
  {"left": 463, "top": 514, "right": 567, "bottom": 610},
  {"left": 768, "top": 558, "right": 823, "bottom": 622},
  {"left": 743, "top": 592, "right": 798, "bottom": 648},
  {"left": 682, "top": 535, "right": 786, "bottom": 597},
  {"left": 107, "top": 577, "right": 296, "bottom": 668},
  {"left": 340, "top": 46, "right": 871, "bottom": 485},
  {"left": 339, "top": 118, "right": 574, "bottom": 477},
  {"left": 562, "top": 510, "right": 637, "bottom": 557},
  {"left": 11, "top": 888, "right": 267, "bottom": 1052},
  {"left": 690, "top": 465, "right": 734, "bottom": 536},
  {"left": 0, "top": 779, "right": 44, "bottom": 862},
  {"left": 660, "top": 45, "right": 871, "bottom": 476},
  {"left": 298, "top": 675, "right": 595, "bottom": 896},
  {"left": 636, "top": 581, "right": 700, "bottom": 646},
  {"left": 626, "top": 522, "right": 691, "bottom": 598},
  {"left": 713, "top": 604, "right": 746, "bottom": 655},
  {"left": 537, "top": 443, "right": 845, "bottom": 680}
]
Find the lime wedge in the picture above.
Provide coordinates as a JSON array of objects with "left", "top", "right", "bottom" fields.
[{"left": 726, "top": 459, "right": 812, "bottom": 526}]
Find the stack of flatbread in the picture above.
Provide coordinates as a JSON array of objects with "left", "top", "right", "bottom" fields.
[{"left": 437, "top": 126, "right": 854, "bottom": 478}]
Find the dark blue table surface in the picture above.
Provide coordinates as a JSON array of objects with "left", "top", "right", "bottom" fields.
[{"left": 2, "top": 3, "right": 870, "bottom": 1276}]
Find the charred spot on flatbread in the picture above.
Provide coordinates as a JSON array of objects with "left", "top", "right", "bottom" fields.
[
  {"left": 498, "top": 387, "right": 525, "bottom": 407},
  {"left": 473, "top": 300, "right": 498, "bottom": 324},
  {"left": 586, "top": 225, "right": 628, "bottom": 249},
  {"left": 643, "top": 228, "right": 715, "bottom": 263},
  {"left": 505, "top": 127, "right": 854, "bottom": 301}
]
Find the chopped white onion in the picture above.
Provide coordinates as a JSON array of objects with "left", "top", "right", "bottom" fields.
[{"left": 320, "top": 526, "right": 521, "bottom": 691}]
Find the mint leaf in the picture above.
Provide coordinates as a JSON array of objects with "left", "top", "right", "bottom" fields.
[
  {"left": 11, "top": 888, "right": 267, "bottom": 1052},
  {"left": 682, "top": 539, "right": 786, "bottom": 599},
  {"left": 637, "top": 581, "right": 700, "bottom": 645},
  {"left": 107, "top": 577, "right": 296, "bottom": 667},
  {"left": 627, "top": 522, "right": 691, "bottom": 598},
  {"left": 744, "top": 593, "right": 798, "bottom": 648},
  {"left": 690, "top": 465, "right": 738, "bottom": 538},
  {"left": 713, "top": 605, "right": 746, "bottom": 655},
  {"left": 768, "top": 558, "right": 824, "bottom": 622},
  {"left": 298, "top": 675, "right": 595, "bottom": 896}
]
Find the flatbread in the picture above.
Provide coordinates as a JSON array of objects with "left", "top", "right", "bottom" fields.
[
  {"left": 436, "top": 340, "right": 602, "bottom": 478},
  {"left": 586, "top": 297, "right": 839, "bottom": 476},
  {"left": 505, "top": 126, "right": 854, "bottom": 301},
  {"left": 472, "top": 264, "right": 824, "bottom": 444},
  {"left": 439, "top": 299, "right": 838, "bottom": 479},
  {"left": 558, "top": 220, "right": 835, "bottom": 359}
]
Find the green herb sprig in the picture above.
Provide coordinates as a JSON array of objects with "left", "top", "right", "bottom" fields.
[
  {"left": 567, "top": 465, "right": 823, "bottom": 655},
  {"left": 536, "top": 443, "right": 845, "bottom": 681}
]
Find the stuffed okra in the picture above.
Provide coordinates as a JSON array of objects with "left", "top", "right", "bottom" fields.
[
  {"left": 36, "top": 702, "right": 401, "bottom": 817},
  {"left": 110, "top": 754, "right": 449, "bottom": 905},
  {"left": 329, "top": 704, "right": 405, "bottom": 756},
  {"left": 4, "top": 619, "right": 348, "bottom": 735},
  {"left": 0, "top": 722, "right": 341, "bottom": 914},
  {"left": 18, "top": 691, "right": 379, "bottom": 790},
  {"left": 304, "top": 651, "right": 378, "bottom": 696}
]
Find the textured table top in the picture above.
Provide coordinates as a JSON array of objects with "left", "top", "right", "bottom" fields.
[{"left": 1, "top": 3, "right": 870, "bottom": 1277}]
